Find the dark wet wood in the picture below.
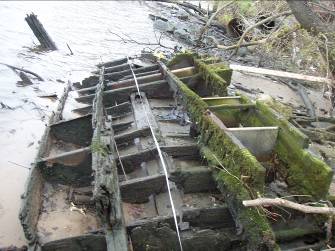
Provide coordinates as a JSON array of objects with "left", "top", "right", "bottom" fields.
[
  {"left": 41, "top": 234, "right": 107, "bottom": 251},
  {"left": 25, "top": 13, "right": 57, "bottom": 50},
  {"left": 77, "top": 72, "right": 163, "bottom": 96},
  {"left": 120, "top": 174, "right": 167, "bottom": 203},
  {"left": 76, "top": 80, "right": 171, "bottom": 105},
  {"left": 50, "top": 114, "right": 93, "bottom": 146},
  {"left": 114, "top": 127, "right": 151, "bottom": 145}
]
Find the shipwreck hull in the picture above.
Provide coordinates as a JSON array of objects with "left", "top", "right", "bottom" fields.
[{"left": 19, "top": 54, "right": 333, "bottom": 251}]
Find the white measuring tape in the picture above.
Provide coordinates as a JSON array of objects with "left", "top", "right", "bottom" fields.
[{"left": 127, "top": 57, "right": 183, "bottom": 251}]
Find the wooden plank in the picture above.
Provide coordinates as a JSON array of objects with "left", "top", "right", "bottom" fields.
[
  {"left": 76, "top": 80, "right": 171, "bottom": 105},
  {"left": 120, "top": 174, "right": 166, "bottom": 203},
  {"left": 112, "top": 121, "right": 133, "bottom": 133},
  {"left": 209, "top": 103, "right": 255, "bottom": 110},
  {"left": 41, "top": 234, "right": 107, "bottom": 251},
  {"left": 170, "top": 166, "right": 216, "bottom": 193},
  {"left": 118, "top": 148, "right": 158, "bottom": 174},
  {"left": 114, "top": 127, "right": 151, "bottom": 145},
  {"left": 97, "top": 57, "right": 127, "bottom": 68},
  {"left": 50, "top": 114, "right": 93, "bottom": 146},
  {"left": 77, "top": 72, "right": 163, "bottom": 96},
  {"left": 91, "top": 70, "right": 128, "bottom": 251},
  {"left": 230, "top": 64, "right": 333, "bottom": 85},
  {"left": 103, "top": 64, "right": 159, "bottom": 82},
  {"left": 160, "top": 144, "right": 199, "bottom": 158},
  {"left": 182, "top": 206, "right": 234, "bottom": 229},
  {"left": 130, "top": 92, "right": 158, "bottom": 130}
]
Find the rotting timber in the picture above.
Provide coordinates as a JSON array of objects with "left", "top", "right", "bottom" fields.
[{"left": 19, "top": 52, "right": 333, "bottom": 251}]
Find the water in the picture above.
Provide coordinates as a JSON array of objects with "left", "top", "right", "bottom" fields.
[{"left": 0, "top": 1, "right": 177, "bottom": 246}]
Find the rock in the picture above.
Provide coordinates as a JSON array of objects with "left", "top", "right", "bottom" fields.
[
  {"left": 153, "top": 20, "right": 175, "bottom": 33},
  {"left": 174, "top": 28, "right": 189, "bottom": 40}
]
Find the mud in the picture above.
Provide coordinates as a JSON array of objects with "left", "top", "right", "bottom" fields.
[{"left": 37, "top": 183, "right": 100, "bottom": 244}]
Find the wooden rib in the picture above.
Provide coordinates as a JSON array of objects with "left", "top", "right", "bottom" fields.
[
  {"left": 77, "top": 72, "right": 163, "bottom": 96},
  {"left": 120, "top": 174, "right": 166, "bottom": 203},
  {"left": 75, "top": 80, "right": 170, "bottom": 105},
  {"left": 114, "top": 127, "right": 151, "bottom": 144}
]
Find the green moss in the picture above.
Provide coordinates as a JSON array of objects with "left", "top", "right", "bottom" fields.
[
  {"left": 171, "top": 72, "right": 274, "bottom": 248},
  {"left": 242, "top": 100, "right": 333, "bottom": 199},
  {"left": 275, "top": 227, "right": 320, "bottom": 242},
  {"left": 193, "top": 59, "right": 232, "bottom": 96},
  {"left": 166, "top": 51, "right": 196, "bottom": 68},
  {"left": 200, "top": 146, "right": 275, "bottom": 250}
]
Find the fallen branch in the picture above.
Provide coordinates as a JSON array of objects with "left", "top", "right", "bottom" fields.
[
  {"left": 232, "top": 10, "right": 292, "bottom": 55},
  {"left": 0, "top": 62, "right": 44, "bottom": 81},
  {"left": 208, "top": 36, "right": 268, "bottom": 50},
  {"left": 197, "top": 1, "right": 234, "bottom": 44},
  {"left": 154, "top": 0, "right": 207, "bottom": 16},
  {"left": 230, "top": 64, "right": 334, "bottom": 85},
  {"left": 243, "top": 197, "right": 335, "bottom": 215}
]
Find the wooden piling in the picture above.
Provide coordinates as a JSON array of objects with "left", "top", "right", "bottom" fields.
[{"left": 25, "top": 13, "right": 57, "bottom": 50}]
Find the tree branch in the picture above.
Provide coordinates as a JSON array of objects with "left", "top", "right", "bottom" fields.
[
  {"left": 232, "top": 10, "right": 292, "bottom": 55},
  {"left": 0, "top": 62, "right": 44, "bottom": 81},
  {"left": 243, "top": 197, "right": 335, "bottom": 215},
  {"left": 197, "top": 1, "right": 234, "bottom": 45}
]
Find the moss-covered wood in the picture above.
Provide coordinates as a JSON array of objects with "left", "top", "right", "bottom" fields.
[
  {"left": 165, "top": 52, "right": 332, "bottom": 249},
  {"left": 240, "top": 101, "right": 333, "bottom": 200},
  {"left": 162, "top": 59, "right": 276, "bottom": 250}
]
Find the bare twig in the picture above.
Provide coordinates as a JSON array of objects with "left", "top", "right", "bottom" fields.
[
  {"left": 8, "top": 161, "right": 31, "bottom": 170},
  {"left": 109, "top": 31, "right": 174, "bottom": 50},
  {"left": 197, "top": 1, "right": 234, "bottom": 44},
  {"left": 243, "top": 197, "right": 335, "bottom": 215},
  {"left": 232, "top": 11, "right": 292, "bottom": 55}
]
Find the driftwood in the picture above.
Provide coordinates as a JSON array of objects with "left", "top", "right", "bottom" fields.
[
  {"left": 25, "top": 13, "right": 57, "bottom": 50},
  {"left": 0, "top": 63, "right": 44, "bottom": 81},
  {"left": 230, "top": 64, "right": 333, "bottom": 85},
  {"left": 243, "top": 197, "right": 335, "bottom": 215}
]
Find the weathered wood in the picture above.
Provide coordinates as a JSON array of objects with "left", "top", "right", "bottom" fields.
[
  {"left": 230, "top": 64, "right": 333, "bottom": 85},
  {"left": 97, "top": 57, "right": 127, "bottom": 68},
  {"left": 120, "top": 174, "right": 166, "bottom": 203},
  {"left": 38, "top": 147, "right": 92, "bottom": 186},
  {"left": 106, "top": 102, "right": 132, "bottom": 117},
  {"left": 112, "top": 121, "right": 133, "bottom": 133},
  {"left": 227, "top": 126, "right": 278, "bottom": 158},
  {"left": 76, "top": 80, "right": 171, "bottom": 105},
  {"left": 99, "top": 63, "right": 130, "bottom": 74},
  {"left": 182, "top": 206, "right": 235, "bottom": 229},
  {"left": 160, "top": 144, "right": 199, "bottom": 158},
  {"left": 41, "top": 234, "right": 107, "bottom": 251},
  {"left": 209, "top": 103, "right": 255, "bottom": 110},
  {"left": 50, "top": 82, "right": 71, "bottom": 124},
  {"left": 50, "top": 114, "right": 93, "bottom": 146},
  {"left": 91, "top": 78, "right": 128, "bottom": 250},
  {"left": 77, "top": 72, "right": 163, "bottom": 96},
  {"left": 118, "top": 148, "right": 158, "bottom": 174},
  {"left": 131, "top": 92, "right": 158, "bottom": 130},
  {"left": 122, "top": 70, "right": 160, "bottom": 80},
  {"left": 114, "top": 127, "right": 151, "bottom": 145},
  {"left": 170, "top": 166, "right": 216, "bottom": 193},
  {"left": 25, "top": 13, "right": 57, "bottom": 50},
  {"left": 0, "top": 62, "right": 44, "bottom": 81},
  {"left": 243, "top": 197, "right": 335, "bottom": 215},
  {"left": 72, "top": 101, "right": 132, "bottom": 117}
]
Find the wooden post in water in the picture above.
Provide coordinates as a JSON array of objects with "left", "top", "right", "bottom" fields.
[{"left": 25, "top": 13, "right": 57, "bottom": 50}]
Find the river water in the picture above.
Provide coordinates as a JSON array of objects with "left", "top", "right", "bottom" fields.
[{"left": 0, "top": 1, "right": 178, "bottom": 246}]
